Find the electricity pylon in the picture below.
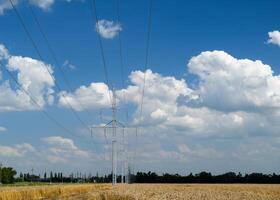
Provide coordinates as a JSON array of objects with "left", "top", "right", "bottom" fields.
[{"left": 91, "top": 89, "right": 126, "bottom": 185}]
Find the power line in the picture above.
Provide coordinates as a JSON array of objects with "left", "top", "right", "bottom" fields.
[
  {"left": 90, "top": 0, "right": 118, "bottom": 183},
  {"left": 27, "top": 2, "right": 60, "bottom": 73},
  {"left": 116, "top": 0, "right": 125, "bottom": 91},
  {"left": 139, "top": 0, "right": 153, "bottom": 128},
  {"left": 116, "top": 0, "right": 129, "bottom": 124},
  {"left": 89, "top": 0, "right": 115, "bottom": 180},
  {"left": 27, "top": 2, "right": 93, "bottom": 119},
  {"left": 89, "top": 0, "right": 116, "bottom": 153},
  {"left": 0, "top": 61, "right": 104, "bottom": 152},
  {"left": 116, "top": 0, "right": 130, "bottom": 184},
  {"left": 90, "top": 0, "right": 132, "bottom": 185},
  {"left": 8, "top": 0, "right": 90, "bottom": 133},
  {"left": 132, "top": 0, "right": 153, "bottom": 177},
  {"left": 0, "top": 61, "right": 80, "bottom": 141},
  {"left": 90, "top": 0, "right": 113, "bottom": 107}
]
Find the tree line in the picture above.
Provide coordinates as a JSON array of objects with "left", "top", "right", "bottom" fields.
[
  {"left": 1, "top": 165, "right": 280, "bottom": 184},
  {"left": 131, "top": 171, "right": 280, "bottom": 183}
]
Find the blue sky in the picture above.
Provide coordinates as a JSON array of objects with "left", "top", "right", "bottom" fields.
[{"left": 0, "top": 0, "right": 280, "bottom": 175}]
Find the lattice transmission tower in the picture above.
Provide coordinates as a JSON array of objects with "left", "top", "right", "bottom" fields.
[{"left": 91, "top": 89, "right": 132, "bottom": 185}]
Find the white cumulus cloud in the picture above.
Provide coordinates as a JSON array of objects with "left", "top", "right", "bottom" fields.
[
  {"left": 0, "top": 44, "right": 55, "bottom": 112},
  {"left": 186, "top": 50, "right": 280, "bottom": 112},
  {"left": 60, "top": 63, "right": 280, "bottom": 138},
  {"left": 58, "top": 82, "right": 112, "bottom": 111},
  {"left": 268, "top": 30, "right": 280, "bottom": 47},
  {"left": 116, "top": 61, "right": 280, "bottom": 138},
  {"left": 121, "top": 69, "right": 194, "bottom": 125},
  {"left": 41, "top": 50, "right": 280, "bottom": 171},
  {"left": 96, "top": 19, "right": 122, "bottom": 39}
]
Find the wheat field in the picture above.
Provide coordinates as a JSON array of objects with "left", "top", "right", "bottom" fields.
[
  {"left": 0, "top": 184, "right": 111, "bottom": 200},
  {"left": 1, "top": 184, "right": 280, "bottom": 200}
]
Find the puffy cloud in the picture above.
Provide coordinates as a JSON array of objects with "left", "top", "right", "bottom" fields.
[
  {"left": 106, "top": 51, "right": 280, "bottom": 138},
  {"left": 186, "top": 50, "right": 280, "bottom": 112},
  {"left": 16, "top": 49, "right": 279, "bottom": 172},
  {"left": 42, "top": 136, "right": 89, "bottom": 163},
  {"left": 150, "top": 109, "right": 168, "bottom": 122},
  {"left": 43, "top": 136, "right": 78, "bottom": 149},
  {"left": 119, "top": 70, "right": 221, "bottom": 136},
  {"left": 0, "top": 0, "right": 74, "bottom": 14},
  {"left": 268, "top": 30, "right": 280, "bottom": 47},
  {"left": 117, "top": 62, "right": 280, "bottom": 138},
  {"left": 58, "top": 82, "right": 111, "bottom": 111},
  {"left": 116, "top": 70, "right": 210, "bottom": 135},
  {"left": 0, "top": 126, "right": 6, "bottom": 132},
  {"left": 96, "top": 20, "right": 122, "bottom": 39},
  {"left": 0, "top": 143, "right": 35, "bottom": 157},
  {"left": 120, "top": 69, "right": 194, "bottom": 126},
  {"left": 7, "top": 56, "right": 55, "bottom": 101},
  {"left": 55, "top": 59, "right": 280, "bottom": 172},
  {"left": 0, "top": 44, "right": 55, "bottom": 112},
  {"left": 0, "top": 82, "right": 37, "bottom": 111},
  {"left": 60, "top": 51, "right": 280, "bottom": 139}
]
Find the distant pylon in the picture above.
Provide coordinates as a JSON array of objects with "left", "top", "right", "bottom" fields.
[{"left": 91, "top": 88, "right": 125, "bottom": 185}]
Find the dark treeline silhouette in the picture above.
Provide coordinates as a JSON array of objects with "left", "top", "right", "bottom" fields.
[
  {"left": 131, "top": 171, "right": 280, "bottom": 184},
  {"left": 2, "top": 164, "right": 280, "bottom": 184},
  {"left": 16, "top": 171, "right": 114, "bottom": 183},
  {"left": 17, "top": 171, "right": 280, "bottom": 184}
]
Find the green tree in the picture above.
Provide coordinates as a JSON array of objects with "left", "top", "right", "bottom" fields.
[{"left": 0, "top": 167, "right": 17, "bottom": 184}]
